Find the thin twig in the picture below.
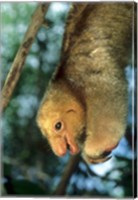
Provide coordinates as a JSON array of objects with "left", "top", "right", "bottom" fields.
[
  {"left": 1, "top": 3, "right": 49, "bottom": 113},
  {"left": 54, "top": 154, "right": 81, "bottom": 195}
]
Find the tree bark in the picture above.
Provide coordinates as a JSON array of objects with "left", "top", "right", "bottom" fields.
[
  {"left": 54, "top": 154, "right": 81, "bottom": 195},
  {"left": 1, "top": 3, "right": 49, "bottom": 113}
]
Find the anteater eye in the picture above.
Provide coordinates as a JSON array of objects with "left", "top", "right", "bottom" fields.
[{"left": 55, "top": 122, "right": 62, "bottom": 131}]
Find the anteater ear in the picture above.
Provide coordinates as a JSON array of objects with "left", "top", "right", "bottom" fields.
[{"left": 66, "top": 109, "right": 76, "bottom": 113}]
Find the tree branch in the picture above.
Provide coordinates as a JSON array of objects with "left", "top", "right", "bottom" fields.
[
  {"left": 1, "top": 3, "right": 49, "bottom": 113},
  {"left": 54, "top": 154, "right": 81, "bottom": 195}
]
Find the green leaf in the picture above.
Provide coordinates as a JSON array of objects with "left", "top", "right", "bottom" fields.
[
  {"left": 3, "top": 162, "right": 12, "bottom": 176},
  {"left": 12, "top": 179, "right": 47, "bottom": 195}
]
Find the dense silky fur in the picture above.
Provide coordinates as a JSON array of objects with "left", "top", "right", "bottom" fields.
[{"left": 37, "top": 3, "right": 134, "bottom": 163}]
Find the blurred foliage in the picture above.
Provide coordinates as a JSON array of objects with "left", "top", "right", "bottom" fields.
[{"left": 1, "top": 2, "right": 136, "bottom": 198}]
